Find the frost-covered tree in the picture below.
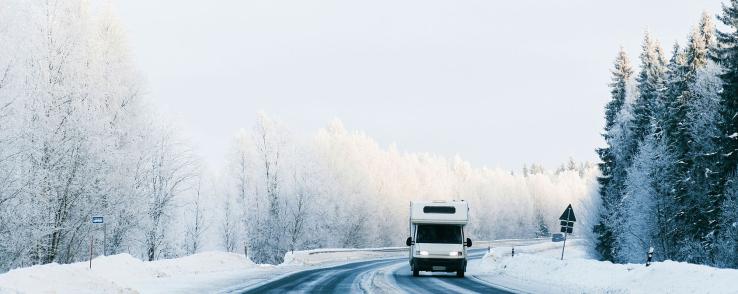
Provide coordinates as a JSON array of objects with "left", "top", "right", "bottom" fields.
[
  {"left": 595, "top": 48, "right": 634, "bottom": 261},
  {"left": 616, "top": 102, "right": 679, "bottom": 264},
  {"left": 184, "top": 177, "right": 207, "bottom": 255},
  {"left": 534, "top": 212, "right": 550, "bottom": 238},
  {"left": 715, "top": 0, "right": 738, "bottom": 200},
  {"left": 220, "top": 192, "right": 240, "bottom": 253},
  {"left": 630, "top": 33, "right": 668, "bottom": 147},
  {"left": 0, "top": 1, "right": 203, "bottom": 270},
  {"left": 715, "top": 172, "right": 738, "bottom": 267},
  {"left": 215, "top": 115, "right": 599, "bottom": 265},
  {"left": 708, "top": 1, "right": 738, "bottom": 266},
  {"left": 141, "top": 125, "right": 198, "bottom": 261},
  {"left": 611, "top": 32, "right": 671, "bottom": 263},
  {"left": 595, "top": 8, "right": 738, "bottom": 266},
  {"left": 657, "top": 16, "right": 720, "bottom": 262},
  {"left": 619, "top": 132, "right": 660, "bottom": 262},
  {"left": 245, "top": 113, "right": 289, "bottom": 264},
  {"left": 681, "top": 61, "right": 724, "bottom": 261}
]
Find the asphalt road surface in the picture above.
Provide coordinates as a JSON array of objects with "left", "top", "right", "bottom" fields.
[{"left": 239, "top": 248, "right": 517, "bottom": 294}]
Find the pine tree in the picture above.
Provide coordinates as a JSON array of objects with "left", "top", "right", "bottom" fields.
[
  {"left": 715, "top": 172, "right": 738, "bottom": 267},
  {"left": 618, "top": 128, "right": 674, "bottom": 262},
  {"left": 674, "top": 10, "right": 722, "bottom": 263},
  {"left": 661, "top": 14, "right": 721, "bottom": 263},
  {"left": 595, "top": 48, "right": 634, "bottom": 261},
  {"left": 648, "top": 43, "right": 689, "bottom": 260},
  {"left": 614, "top": 33, "right": 669, "bottom": 263},
  {"left": 715, "top": 0, "right": 738, "bottom": 184},
  {"left": 664, "top": 42, "right": 689, "bottom": 153},
  {"left": 686, "top": 61, "right": 724, "bottom": 261},
  {"left": 535, "top": 213, "right": 550, "bottom": 238},
  {"left": 629, "top": 32, "right": 668, "bottom": 152}
]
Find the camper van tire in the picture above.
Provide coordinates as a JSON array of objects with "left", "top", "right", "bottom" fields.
[{"left": 413, "top": 268, "right": 419, "bottom": 277}]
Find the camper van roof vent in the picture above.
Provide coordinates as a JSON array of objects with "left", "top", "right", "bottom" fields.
[{"left": 423, "top": 206, "right": 456, "bottom": 214}]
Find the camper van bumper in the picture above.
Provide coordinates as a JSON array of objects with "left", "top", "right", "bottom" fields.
[{"left": 411, "top": 257, "right": 466, "bottom": 272}]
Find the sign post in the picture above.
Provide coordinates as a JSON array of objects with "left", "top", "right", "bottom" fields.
[
  {"left": 89, "top": 238, "right": 93, "bottom": 269},
  {"left": 90, "top": 216, "right": 104, "bottom": 269},
  {"left": 558, "top": 204, "right": 576, "bottom": 260}
]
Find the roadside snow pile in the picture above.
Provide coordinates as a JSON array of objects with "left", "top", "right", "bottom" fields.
[
  {"left": 0, "top": 252, "right": 257, "bottom": 293},
  {"left": 475, "top": 240, "right": 738, "bottom": 293},
  {"left": 481, "top": 239, "right": 592, "bottom": 261},
  {"left": 282, "top": 247, "right": 407, "bottom": 266},
  {"left": 0, "top": 248, "right": 409, "bottom": 293}
]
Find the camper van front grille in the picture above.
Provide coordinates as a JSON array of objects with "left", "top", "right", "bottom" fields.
[{"left": 423, "top": 206, "right": 456, "bottom": 214}]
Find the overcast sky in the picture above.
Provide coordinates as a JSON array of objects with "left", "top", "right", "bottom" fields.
[{"left": 115, "top": 0, "right": 723, "bottom": 170}]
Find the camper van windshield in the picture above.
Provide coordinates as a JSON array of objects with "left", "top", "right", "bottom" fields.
[{"left": 416, "top": 224, "right": 462, "bottom": 244}]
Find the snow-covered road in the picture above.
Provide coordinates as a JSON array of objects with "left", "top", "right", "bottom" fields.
[
  {"left": 231, "top": 242, "right": 541, "bottom": 294},
  {"left": 6, "top": 238, "right": 738, "bottom": 293}
]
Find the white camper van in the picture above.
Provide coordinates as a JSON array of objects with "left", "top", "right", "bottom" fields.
[{"left": 405, "top": 200, "right": 471, "bottom": 277}]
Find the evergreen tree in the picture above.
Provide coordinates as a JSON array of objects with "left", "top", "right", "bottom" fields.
[
  {"left": 535, "top": 213, "right": 550, "bottom": 238},
  {"left": 630, "top": 32, "right": 668, "bottom": 151},
  {"left": 708, "top": 0, "right": 738, "bottom": 264},
  {"left": 664, "top": 43, "right": 689, "bottom": 155},
  {"left": 672, "top": 16, "right": 721, "bottom": 263},
  {"left": 642, "top": 43, "right": 689, "bottom": 260},
  {"left": 595, "top": 49, "right": 634, "bottom": 261},
  {"left": 715, "top": 0, "right": 738, "bottom": 188},
  {"left": 679, "top": 63, "right": 723, "bottom": 263},
  {"left": 615, "top": 33, "right": 669, "bottom": 263},
  {"left": 594, "top": 5, "right": 737, "bottom": 267},
  {"left": 715, "top": 172, "right": 738, "bottom": 267},
  {"left": 618, "top": 128, "right": 674, "bottom": 263}
]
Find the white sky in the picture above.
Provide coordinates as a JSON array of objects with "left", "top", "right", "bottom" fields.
[{"left": 115, "top": 0, "right": 723, "bottom": 170}]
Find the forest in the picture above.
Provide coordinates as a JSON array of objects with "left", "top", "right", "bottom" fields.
[
  {"left": 0, "top": 1, "right": 598, "bottom": 270},
  {"left": 595, "top": 2, "right": 738, "bottom": 268}
]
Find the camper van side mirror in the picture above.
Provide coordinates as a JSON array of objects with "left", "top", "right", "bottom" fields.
[
  {"left": 406, "top": 237, "right": 414, "bottom": 246},
  {"left": 465, "top": 238, "right": 472, "bottom": 247}
]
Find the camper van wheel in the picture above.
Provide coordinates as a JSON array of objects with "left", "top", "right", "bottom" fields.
[
  {"left": 456, "top": 270, "right": 464, "bottom": 278},
  {"left": 413, "top": 268, "right": 419, "bottom": 277}
]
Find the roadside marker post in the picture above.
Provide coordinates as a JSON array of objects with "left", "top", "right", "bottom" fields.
[
  {"left": 89, "top": 238, "right": 93, "bottom": 269},
  {"left": 90, "top": 216, "right": 104, "bottom": 269},
  {"left": 558, "top": 204, "right": 576, "bottom": 260}
]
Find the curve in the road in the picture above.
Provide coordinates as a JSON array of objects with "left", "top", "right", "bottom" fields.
[
  {"left": 239, "top": 248, "right": 514, "bottom": 294},
  {"left": 388, "top": 249, "right": 512, "bottom": 294}
]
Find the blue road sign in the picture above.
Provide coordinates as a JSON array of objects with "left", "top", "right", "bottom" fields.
[{"left": 92, "top": 216, "right": 104, "bottom": 224}]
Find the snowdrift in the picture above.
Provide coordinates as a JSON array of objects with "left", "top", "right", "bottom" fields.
[
  {"left": 475, "top": 240, "right": 738, "bottom": 294},
  {"left": 0, "top": 252, "right": 257, "bottom": 293},
  {"left": 0, "top": 247, "right": 407, "bottom": 293},
  {"left": 281, "top": 247, "right": 407, "bottom": 266}
]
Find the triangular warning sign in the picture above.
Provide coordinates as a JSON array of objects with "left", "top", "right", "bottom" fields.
[{"left": 559, "top": 204, "right": 576, "bottom": 222}]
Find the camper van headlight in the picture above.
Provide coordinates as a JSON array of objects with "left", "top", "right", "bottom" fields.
[
  {"left": 418, "top": 250, "right": 429, "bottom": 256},
  {"left": 449, "top": 251, "right": 462, "bottom": 256}
]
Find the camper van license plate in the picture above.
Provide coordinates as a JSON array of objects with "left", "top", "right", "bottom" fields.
[{"left": 432, "top": 266, "right": 446, "bottom": 271}]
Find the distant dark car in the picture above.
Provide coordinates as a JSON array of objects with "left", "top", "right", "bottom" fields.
[{"left": 552, "top": 233, "right": 565, "bottom": 242}]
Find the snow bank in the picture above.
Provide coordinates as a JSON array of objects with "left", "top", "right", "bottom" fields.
[
  {"left": 474, "top": 240, "right": 738, "bottom": 294},
  {"left": 282, "top": 247, "right": 407, "bottom": 266},
  {"left": 0, "top": 247, "right": 409, "bottom": 293},
  {"left": 0, "top": 252, "right": 257, "bottom": 293}
]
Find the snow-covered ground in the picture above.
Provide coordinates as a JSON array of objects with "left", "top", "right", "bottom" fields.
[
  {"left": 282, "top": 247, "right": 406, "bottom": 266},
  {"left": 0, "top": 252, "right": 266, "bottom": 293},
  {"left": 4, "top": 241, "right": 738, "bottom": 293},
  {"left": 0, "top": 248, "right": 407, "bottom": 294},
  {"left": 471, "top": 239, "right": 738, "bottom": 294}
]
